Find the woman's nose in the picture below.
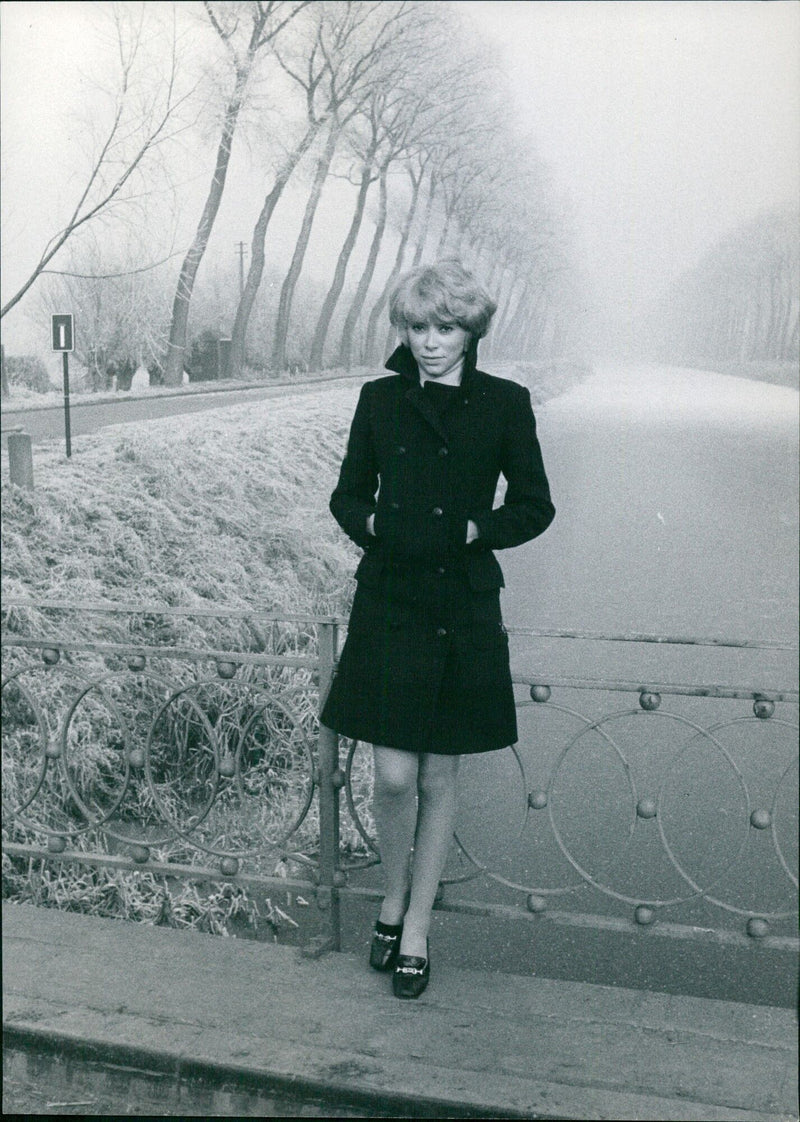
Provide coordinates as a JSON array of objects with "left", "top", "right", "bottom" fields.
[{"left": 423, "top": 328, "right": 436, "bottom": 347}]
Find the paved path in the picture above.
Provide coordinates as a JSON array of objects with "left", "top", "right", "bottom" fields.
[
  {"left": 3, "top": 903, "right": 796, "bottom": 1120},
  {"left": 0, "top": 372, "right": 370, "bottom": 445}
]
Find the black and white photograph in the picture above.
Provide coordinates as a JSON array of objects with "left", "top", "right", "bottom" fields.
[{"left": 1, "top": 1, "right": 797, "bottom": 1117}]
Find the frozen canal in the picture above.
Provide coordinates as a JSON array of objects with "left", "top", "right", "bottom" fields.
[
  {"left": 506, "top": 362, "right": 798, "bottom": 647},
  {"left": 439, "top": 363, "right": 799, "bottom": 1006}
]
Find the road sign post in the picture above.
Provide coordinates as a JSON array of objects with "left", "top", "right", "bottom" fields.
[{"left": 52, "top": 315, "right": 74, "bottom": 457}]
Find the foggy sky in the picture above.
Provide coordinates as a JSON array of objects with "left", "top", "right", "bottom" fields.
[
  {"left": 1, "top": 1, "right": 798, "bottom": 353},
  {"left": 456, "top": 1, "right": 799, "bottom": 309}
]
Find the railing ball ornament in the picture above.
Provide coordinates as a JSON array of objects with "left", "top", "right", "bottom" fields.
[
  {"left": 127, "top": 748, "right": 146, "bottom": 769},
  {"left": 332, "top": 870, "right": 347, "bottom": 888},
  {"left": 44, "top": 741, "right": 62, "bottom": 759},
  {"left": 220, "top": 857, "right": 239, "bottom": 877},
  {"left": 753, "top": 698, "right": 775, "bottom": 720},
  {"left": 218, "top": 755, "right": 236, "bottom": 778},
  {"left": 331, "top": 768, "right": 346, "bottom": 790},
  {"left": 639, "top": 691, "right": 661, "bottom": 711},
  {"left": 216, "top": 661, "right": 237, "bottom": 679},
  {"left": 746, "top": 918, "right": 769, "bottom": 938},
  {"left": 530, "top": 685, "right": 551, "bottom": 703},
  {"left": 526, "top": 894, "right": 547, "bottom": 913},
  {"left": 634, "top": 905, "right": 655, "bottom": 926},
  {"left": 528, "top": 790, "right": 548, "bottom": 810},
  {"left": 41, "top": 648, "right": 61, "bottom": 666},
  {"left": 636, "top": 798, "right": 657, "bottom": 819},
  {"left": 127, "top": 655, "right": 146, "bottom": 672},
  {"left": 130, "top": 845, "right": 150, "bottom": 864},
  {"left": 47, "top": 835, "right": 67, "bottom": 854},
  {"left": 749, "top": 809, "right": 772, "bottom": 830}
]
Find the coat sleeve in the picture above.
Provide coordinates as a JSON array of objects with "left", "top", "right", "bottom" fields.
[
  {"left": 470, "top": 384, "right": 555, "bottom": 551},
  {"left": 329, "top": 382, "right": 379, "bottom": 551}
]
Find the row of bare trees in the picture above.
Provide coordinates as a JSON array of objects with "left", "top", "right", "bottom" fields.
[
  {"left": 3, "top": 1, "right": 582, "bottom": 390},
  {"left": 640, "top": 208, "right": 799, "bottom": 366}
]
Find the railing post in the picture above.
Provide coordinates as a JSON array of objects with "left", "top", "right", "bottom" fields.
[
  {"left": 315, "top": 621, "right": 341, "bottom": 952},
  {"left": 7, "top": 429, "right": 34, "bottom": 490}
]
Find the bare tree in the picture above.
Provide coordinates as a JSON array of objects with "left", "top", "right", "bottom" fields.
[
  {"left": 1, "top": 4, "right": 194, "bottom": 321},
  {"left": 357, "top": 58, "right": 491, "bottom": 366},
  {"left": 646, "top": 208, "right": 799, "bottom": 365},
  {"left": 264, "top": 1, "right": 415, "bottom": 373},
  {"left": 162, "top": 0, "right": 310, "bottom": 385},
  {"left": 38, "top": 233, "right": 173, "bottom": 390},
  {"left": 311, "top": 70, "right": 436, "bottom": 370}
]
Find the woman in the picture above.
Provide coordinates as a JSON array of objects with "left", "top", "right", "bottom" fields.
[{"left": 321, "top": 260, "right": 555, "bottom": 998}]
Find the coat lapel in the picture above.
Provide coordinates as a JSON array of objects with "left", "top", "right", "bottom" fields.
[
  {"left": 385, "top": 343, "right": 483, "bottom": 444},
  {"left": 405, "top": 382, "right": 450, "bottom": 443}
]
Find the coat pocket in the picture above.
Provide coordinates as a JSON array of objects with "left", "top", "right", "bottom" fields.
[{"left": 466, "top": 552, "right": 505, "bottom": 591}]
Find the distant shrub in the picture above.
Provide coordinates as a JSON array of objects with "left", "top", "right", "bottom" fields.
[
  {"left": 5, "top": 354, "right": 50, "bottom": 394},
  {"left": 186, "top": 330, "right": 220, "bottom": 382}
]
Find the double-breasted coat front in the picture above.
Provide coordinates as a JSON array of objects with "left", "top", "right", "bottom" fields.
[{"left": 321, "top": 343, "right": 555, "bottom": 755}]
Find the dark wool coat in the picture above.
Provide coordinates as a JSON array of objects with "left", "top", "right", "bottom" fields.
[{"left": 321, "top": 343, "right": 555, "bottom": 754}]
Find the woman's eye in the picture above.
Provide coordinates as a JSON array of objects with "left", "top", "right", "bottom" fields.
[
  {"left": 438, "top": 324, "right": 454, "bottom": 334},
  {"left": 410, "top": 323, "right": 427, "bottom": 333}
]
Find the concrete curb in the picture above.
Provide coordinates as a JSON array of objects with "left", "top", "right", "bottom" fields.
[
  {"left": 2, "top": 1024, "right": 523, "bottom": 1120},
  {"left": 3, "top": 904, "right": 796, "bottom": 1122}
]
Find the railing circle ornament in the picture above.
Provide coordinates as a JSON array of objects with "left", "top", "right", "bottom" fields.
[{"left": 746, "top": 918, "right": 770, "bottom": 938}]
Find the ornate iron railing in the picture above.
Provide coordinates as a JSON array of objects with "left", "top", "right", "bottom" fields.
[{"left": 2, "top": 600, "right": 797, "bottom": 953}]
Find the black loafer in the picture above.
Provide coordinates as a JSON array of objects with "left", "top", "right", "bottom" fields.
[
  {"left": 369, "top": 920, "right": 403, "bottom": 971},
  {"left": 392, "top": 942, "right": 430, "bottom": 999}
]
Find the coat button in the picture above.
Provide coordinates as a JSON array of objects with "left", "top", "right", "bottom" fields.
[
  {"left": 436, "top": 627, "right": 448, "bottom": 638},
  {"left": 397, "top": 445, "right": 407, "bottom": 454},
  {"left": 391, "top": 501, "right": 400, "bottom": 509},
  {"left": 432, "top": 506, "right": 443, "bottom": 517},
  {"left": 437, "top": 566, "right": 446, "bottom": 575},
  {"left": 438, "top": 447, "right": 448, "bottom": 457}
]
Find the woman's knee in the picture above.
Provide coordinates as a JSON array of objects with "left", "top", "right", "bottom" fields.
[
  {"left": 417, "top": 754, "right": 459, "bottom": 803},
  {"left": 373, "top": 746, "right": 418, "bottom": 798}
]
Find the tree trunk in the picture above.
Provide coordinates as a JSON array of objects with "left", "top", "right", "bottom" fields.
[
  {"left": 362, "top": 167, "right": 424, "bottom": 365},
  {"left": 435, "top": 205, "right": 455, "bottom": 257},
  {"left": 163, "top": 69, "right": 247, "bottom": 385},
  {"left": 228, "top": 123, "right": 320, "bottom": 379},
  {"left": 337, "top": 165, "right": 389, "bottom": 369},
  {"left": 410, "top": 172, "right": 437, "bottom": 267},
  {"left": 309, "top": 149, "right": 376, "bottom": 371},
  {"left": 488, "top": 269, "right": 518, "bottom": 360},
  {"left": 271, "top": 126, "right": 339, "bottom": 372},
  {"left": 0, "top": 344, "right": 9, "bottom": 400}
]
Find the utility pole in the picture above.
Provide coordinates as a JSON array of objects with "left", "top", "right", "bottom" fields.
[{"left": 236, "top": 242, "right": 247, "bottom": 299}]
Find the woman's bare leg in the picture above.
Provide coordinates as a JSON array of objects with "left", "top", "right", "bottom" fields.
[
  {"left": 400, "top": 753, "right": 460, "bottom": 958},
  {"left": 372, "top": 746, "right": 418, "bottom": 925}
]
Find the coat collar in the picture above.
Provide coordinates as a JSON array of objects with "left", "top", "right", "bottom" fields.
[
  {"left": 385, "top": 342, "right": 482, "bottom": 442},
  {"left": 384, "top": 340, "right": 481, "bottom": 389}
]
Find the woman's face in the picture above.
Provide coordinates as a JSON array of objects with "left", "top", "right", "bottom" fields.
[{"left": 406, "top": 319, "right": 470, "bottom": 379}]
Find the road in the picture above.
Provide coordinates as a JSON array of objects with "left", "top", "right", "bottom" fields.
[{"left": 0, "top": 376, "right": 367, "bottom": 445}]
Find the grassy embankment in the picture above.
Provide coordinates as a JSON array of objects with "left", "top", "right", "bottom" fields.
[{"left": 1, "top": 361, "right": 586, "bottom": 939}]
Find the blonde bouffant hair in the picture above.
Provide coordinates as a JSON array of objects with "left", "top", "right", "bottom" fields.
[{"left": 389, "top": 260, "right": 497, "bottom": 342}]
